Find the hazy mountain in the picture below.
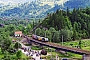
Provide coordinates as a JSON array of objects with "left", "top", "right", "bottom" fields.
[
  {"left": 64, "top": 0, "right": 90, "bottom": 9},
  {"left": 0, "top": 0, "right": 90, "bottom": 19}
]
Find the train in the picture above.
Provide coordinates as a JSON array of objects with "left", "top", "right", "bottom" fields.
[{"left": 32, "top": 34, "right": 48, "bottom": 42}]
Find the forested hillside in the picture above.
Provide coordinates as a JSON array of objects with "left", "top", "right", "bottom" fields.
[
  {"left": 41, "top": 7, "right": 90, "bottom": 41},
  {"left": 1, "top": 0, "right": 90, "bottom": 19}
]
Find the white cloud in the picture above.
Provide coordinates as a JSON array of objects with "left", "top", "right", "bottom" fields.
[
  {"left": 0, "top": 0, "right": 69, "bottom": 7},
  {"left": 0, "top": 0, "right": 17, "bottom": 5},
  {"left": 39, "top": 0, "right": 69, "bottom": 7},
  {"left": 56, "top": 0, "right": 69, "bottom": 6},
  {"left": 0, "top": 0, "right": 34, "bottom": 5}
]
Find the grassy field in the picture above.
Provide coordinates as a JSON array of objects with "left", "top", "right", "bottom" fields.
[
  {"left": 0, "top": 54, "right": 4, "bottom": 59},
  {"left": 31, "top": 46, "right": 42, "bottom": 50},
  {"left": 58, "top": 39, "right": 90, "bottom": 59},
  {"left": 62, "top": 39, "right": 90, "bottom": 51},
  {"left": 11, "top": 37, "right": 24, "bottom": 41}
]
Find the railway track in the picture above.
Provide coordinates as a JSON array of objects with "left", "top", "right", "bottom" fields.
[
  {"left": 25, "top": 36, "right": 90, "bottom": 55},
  {"left": 46, "top": 42, "right": 90, "bottom": 54}
]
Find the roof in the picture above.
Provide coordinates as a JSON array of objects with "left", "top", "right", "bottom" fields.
[{"left": 14, "top": 31, "right": 22, "bottom": 34}]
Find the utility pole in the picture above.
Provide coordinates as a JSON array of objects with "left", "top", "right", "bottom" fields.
[
  {"left": 35, "top": 30, "right": 36, "bottom": 35},
  {"left": 45, "top": 32, "right": 46, "bottom": 37},
  {"left": 62, "top": 35, "right": 63, "bottom": 46}
]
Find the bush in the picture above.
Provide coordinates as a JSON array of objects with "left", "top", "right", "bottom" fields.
[
  {"left": 16, "top": 50, "right": 22, "bottom": 59},
  {"left": 41, "top": 49, "right": 47, "bottom": 55}
]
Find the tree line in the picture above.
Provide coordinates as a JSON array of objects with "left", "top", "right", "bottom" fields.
[
  {"left": 35, "top": 27, "right": 73, "bottom": 43},
  {"left": 41, "top": 7, "right": 90, "bottom": 41},
  {"left": 0, "top": 23, "right": 33, "bottom": 59},
  {"left": 0, "top": 28, "right": 22, "bottom": 60}
]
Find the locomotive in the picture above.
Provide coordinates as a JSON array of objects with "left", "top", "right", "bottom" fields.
[{"left": 32, "top": 34, "right": 48, "bottom": 42}]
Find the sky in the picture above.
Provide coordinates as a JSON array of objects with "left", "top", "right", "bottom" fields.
[
  {"left": 0, "top": 0, "right": 35, "bottom": 5},
  {"left": 0, "top": 0, "right": 69, "bottom": 6}
]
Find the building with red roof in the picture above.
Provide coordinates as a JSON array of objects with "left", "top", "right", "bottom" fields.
[{"left": 14, "top": 31, "right": 22, "bottom": 37}]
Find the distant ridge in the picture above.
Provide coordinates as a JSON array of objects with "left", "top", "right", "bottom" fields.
[{"left": 0, "top": 0, "right": 90, "bottom": 19}]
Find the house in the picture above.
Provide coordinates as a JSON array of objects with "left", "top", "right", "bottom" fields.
[{"left": 14, "top": 31, "right": 22, "bottom": 37}]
